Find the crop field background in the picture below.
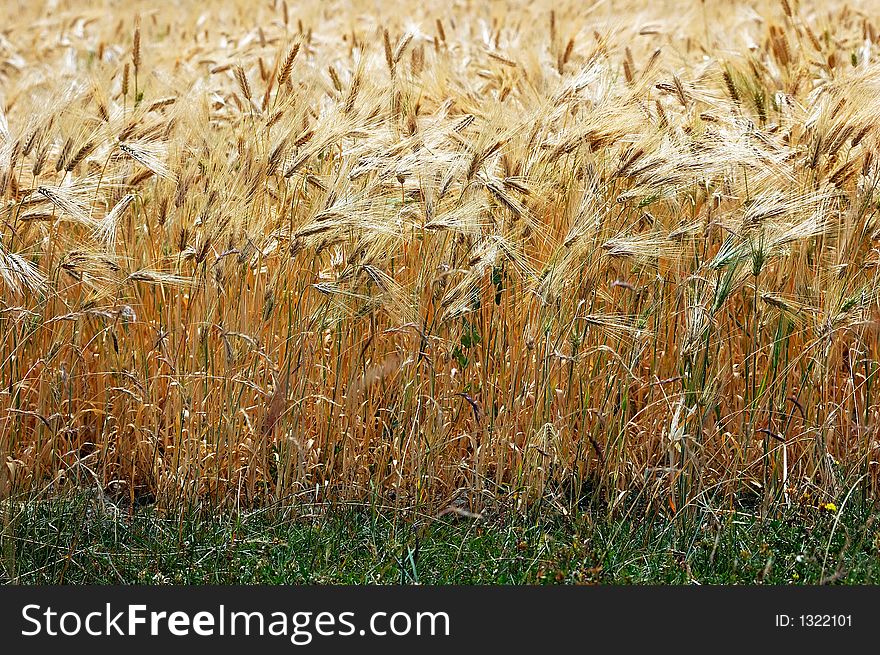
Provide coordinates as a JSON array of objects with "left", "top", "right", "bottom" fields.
[{"left": 2, "top": 0, "right": 880, "bottom": 522}]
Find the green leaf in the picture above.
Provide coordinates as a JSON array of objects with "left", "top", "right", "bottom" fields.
[
  {"left": 452, "top": 346, "right": 469, "bottom": 370},
  {"left": 460, "top": 319, "right": 481, "bottom": 349}
]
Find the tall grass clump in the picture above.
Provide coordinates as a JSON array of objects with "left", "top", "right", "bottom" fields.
[{"left": 2, "top": 0, "right": 880, "bottom": 516}]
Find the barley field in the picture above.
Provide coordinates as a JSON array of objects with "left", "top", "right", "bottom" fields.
[{"left": 1, "top": 0, "right": 880, "bottom": 515}]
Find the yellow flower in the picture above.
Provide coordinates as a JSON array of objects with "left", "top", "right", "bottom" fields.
[{"left": 820, "top": 502, "right": 838, "bottom": 512}]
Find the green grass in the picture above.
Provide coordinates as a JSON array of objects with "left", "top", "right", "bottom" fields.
[{"left": 2, "top": 493, "right": 879, "bottom": 584}]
